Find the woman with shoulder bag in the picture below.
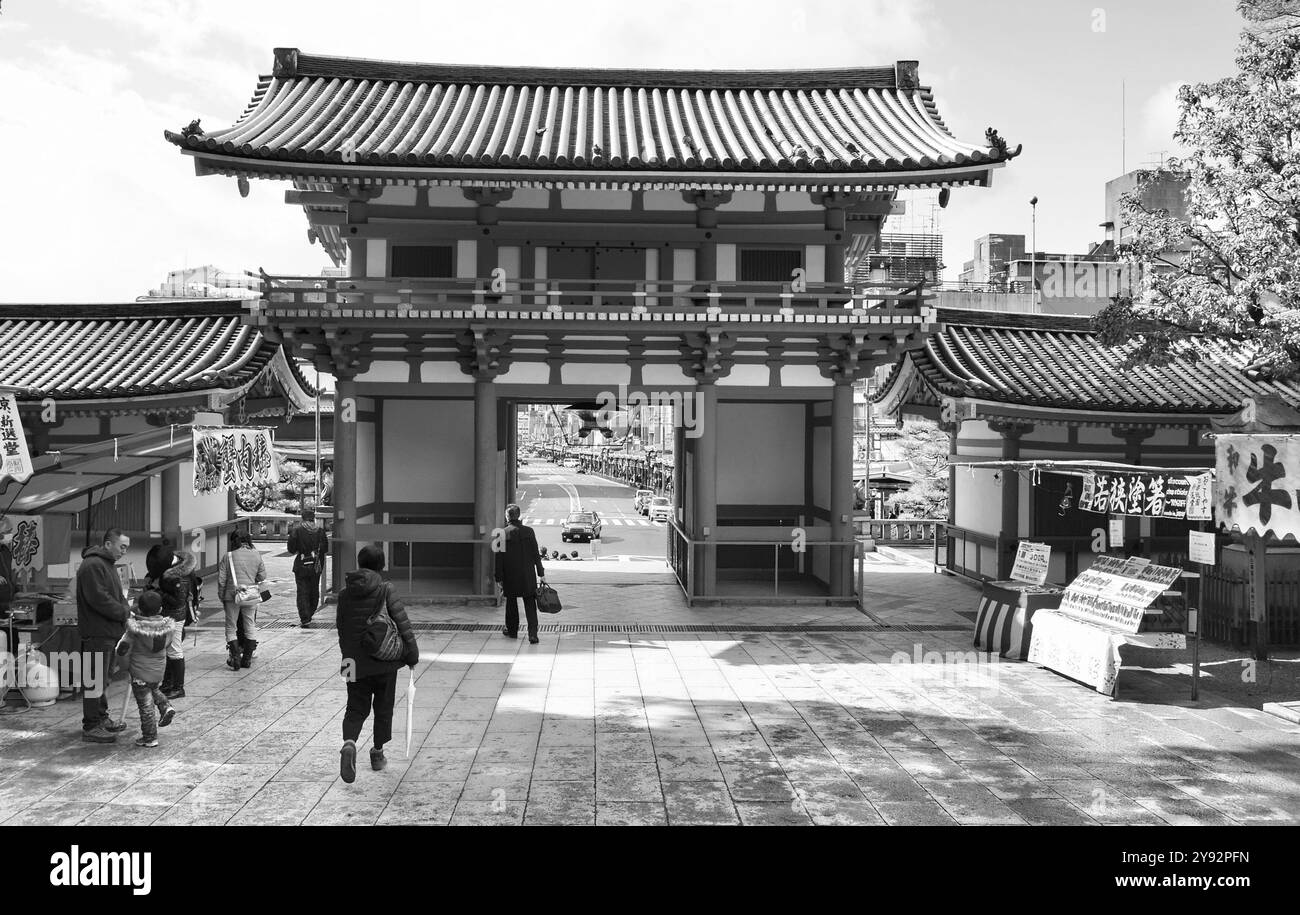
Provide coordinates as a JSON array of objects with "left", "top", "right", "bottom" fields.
[
  {"left": 335, "top": 544, "right": 419, "bottom": 783},
  {"left": 217, "top": 532, "right": 265, "bottom": 671}
]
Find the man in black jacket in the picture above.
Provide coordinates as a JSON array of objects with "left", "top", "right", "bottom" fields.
[
  {"left": 289, "top": 508, "right": 328, "bottom": 627},
  {"left": 77, "top": 529, "right": 131, "bottom": 743},
  {"left": 494, "top": 504, "right": 546, "bottom": 644}
]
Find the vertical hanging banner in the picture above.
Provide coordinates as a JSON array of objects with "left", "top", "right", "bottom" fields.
[
  {"left": 10, "top": 516, "right": 44, "bottom": 572},
  {"left": 1215, "top": 434, "right": 1300, "bottom": 542},
  {"left": 192, "top": 426, "right": 281, "bottom": 496},
  {"left": 0, "top": 394, "right": 34, "bottom": 485}
]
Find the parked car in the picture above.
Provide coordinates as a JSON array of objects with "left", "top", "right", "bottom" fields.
[
  {"left": 576, "top": 467, "right": 587, "bottom": 474},
  {"left": 648, "top": 497, "right": 671, "bottom": 522},
  {"left": 561, "top": 511, "right": 602, "bottom": 542},
  {"left": 633, "top": 489, "right": 655, "bottom": 514}
]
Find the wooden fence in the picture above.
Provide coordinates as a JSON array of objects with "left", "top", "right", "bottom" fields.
[{"left": 1200, "top": 567, "right": 1300, "bottom": 647}]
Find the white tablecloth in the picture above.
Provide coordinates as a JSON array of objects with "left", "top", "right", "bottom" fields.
[{"left": 1027, "top": 609, "right": 1186, "bottom": 696}]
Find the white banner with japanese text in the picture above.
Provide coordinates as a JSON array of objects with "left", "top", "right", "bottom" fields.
[
  {"left": 192, "top": 426, "right": 281, "bottom": 496},
  {"left": 1077, "top": 470, "right": 1212, "bottom": 520},
  {"left": 1216, "top": 434, "right": 1300, "bottom": 542},
  {"left": 0, "top": 394, "right": 34, "bottom": 486}
]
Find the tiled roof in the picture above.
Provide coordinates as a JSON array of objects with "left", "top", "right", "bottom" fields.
[
  {"left": 0, "top": 301, "right": 314, "bottom": 401},
  {"left": 164, "top": 48, "right": 1017, "bottom": 181},
  {"left": 877, "top": 308, "right": 1300, "bottom": 415}
]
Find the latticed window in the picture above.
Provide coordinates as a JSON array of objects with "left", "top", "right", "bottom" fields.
[
  {"left": 739, "top": 248, "right": 802, "bottom": 283},
  {"left": 390, "top": 245, "right": 454, "bottom": 278}
]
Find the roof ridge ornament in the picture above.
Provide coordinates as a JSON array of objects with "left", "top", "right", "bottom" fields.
[{"left": 273, "top": 47, "right": 299, "bottom": 79}]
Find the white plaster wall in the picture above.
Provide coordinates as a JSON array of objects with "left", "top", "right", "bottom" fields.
[
  {"left": 421, "top": 363, "right": 472, "bottom": 383},
  {"left": 355, "top": 361, "right": 409, "bottom": 384},
  {"left": 716, "top": 365, "right": 769, "bottom": 387},
  {"left": 642, "top": 363, "right": 690, "bottom": 386},
  {"left": 803, "top": 245, "right": 825, "bottom": 283},
  {"left": 366, "top": 240, "right": 386, "bottom": 278},
  {"left": 376, "top": 187, "right": 417, "bottom": 206},
  {"left": 456, "top": 240, "right": 477, "bottom": 279},
  {"left": 428, "top": 187, "right": 474, "bottom": 207},
  {"left": 357, "top": 420, "right": 375, "bottom": 510},
  {"left": 717, "top": 403, "right": 805, "bottom": 504},
  {"left": 561, "top": 189, "right": 632, "bottom": 210},
  {"left": 722, "top": 191, "right": 765, "bottom": 212},
  {"left": 954, "top": 467, "right": 1001, "bottom": 536},
  {"left": 673, "top": 249, "right": 696, "bottom": 284},
  {"left": 716, "top": 244, "right": 736, "bottom": 282},
  {"left": 780, "top": 365, "right": 832, "bottom": 387},
  {"left": 643, "top": 191, "right": 695, "bottom": 211},
  {"left": 499, "top": 189, "right": 549, "bottom": 208},
  {"left": 382, "top": 400, "right": 473, "bottom": 502},
  {"left": 177, "top": 462, "right": 230, "bottom": 531},
  {"left": 501, "top": 363, "right": 551, "bottom": 385},
  {"left": 562, "top": 363, "right": 632, "bottom": 386}
]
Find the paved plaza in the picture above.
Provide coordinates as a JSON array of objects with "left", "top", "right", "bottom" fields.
[{"left": 2, "top": 544, "right": 1299, "bottom": 827}]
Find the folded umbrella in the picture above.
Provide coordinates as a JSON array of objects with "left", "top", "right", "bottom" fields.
[{"left": 405, "top": 666, "right": 416, "bottom": 758}]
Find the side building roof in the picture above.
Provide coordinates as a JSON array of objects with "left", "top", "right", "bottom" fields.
[
  {"left": 875, "top": 308, "right": 1300, "bottom": 421},
  {"left": 0, "top": 300, "right": 316, "bottom": 415}
]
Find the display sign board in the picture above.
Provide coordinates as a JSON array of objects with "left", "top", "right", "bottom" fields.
[
  {"left": 1188, "top": 530, "right": 1216, "bottom": 566},
  {"left": 192, "top": 426, "right": 281, "bottom": 496},
  {"left": 1108, "top": 517, "right": 1124, "bottom": 548},
  {"left": 1215, "top": 434, "right": 1300, "bottom": 541},
  {"left": 1057, "top": 557, "right": 1182, "bottom": 634},
  {"left": 8, "top": 515, "right": 44, "bottom": 588},
  {"left": 0, "top": 394, "right": 34, "bottom": 486},
  {"left": 1077, "top": 470, "right": 1213, "bottom": 520},
  {"left": 1010, "top": 541, "right": 1051, "bottom": 586}
]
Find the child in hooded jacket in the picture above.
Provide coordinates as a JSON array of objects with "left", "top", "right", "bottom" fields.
[{"left": 119, "top": 591, "right": 178, "bottom": 748}]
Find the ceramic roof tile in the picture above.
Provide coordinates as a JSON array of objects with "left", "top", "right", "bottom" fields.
[{"left": 876, "top": 308, "right": 1300, "bottom": 414}]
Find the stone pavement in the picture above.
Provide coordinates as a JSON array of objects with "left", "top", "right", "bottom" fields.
[{"left": 2, "top": 543, "right": 1299, "bottom": 826}]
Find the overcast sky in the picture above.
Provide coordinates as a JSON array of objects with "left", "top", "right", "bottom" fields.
[{"left": 0, "top": 0, "right": 1243, "bottom": 301}]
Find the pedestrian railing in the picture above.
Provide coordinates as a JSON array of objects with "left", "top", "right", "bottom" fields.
[
  {"left": 666, "top": 518, "right": 868, "bottom": 608},
  {"left": 859, "top": 518, "right": 941, "bottom": 544},
  {"left": 260, "top": 273, "right": 930, "bottom": 316}
]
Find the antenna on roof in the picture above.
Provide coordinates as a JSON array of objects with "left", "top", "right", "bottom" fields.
[{"left": 1121, "top": 79, "right": 1125, "bottom": 175}]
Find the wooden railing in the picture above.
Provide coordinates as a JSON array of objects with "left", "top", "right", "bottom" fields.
[
  {"left": 260, "top": 274, "right": 930, "bottom": 316},
  {"left": 857, "top": 517, "right": 941, "bottom": 544},
  {"left": 1201, "top": 567, "right": 1300, "bottom": 648}
]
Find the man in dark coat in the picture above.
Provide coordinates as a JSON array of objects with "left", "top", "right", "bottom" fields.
[
  {"left": 289, "top": 507, "right": 328, "bottom": 627},
  {"left": 336, "top": 545, "right": 418, "bottom": 783},
  {"left": 76, "top": 529, "right": 132, "bottom": 743},
  {"left": 494, "top": 504, "right": 546, "bottom": 644}
]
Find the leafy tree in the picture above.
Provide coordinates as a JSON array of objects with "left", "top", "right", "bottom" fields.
[
  {"left": 885, "top": 420, "right": 950, "bottom": 518},
  {"left": 1095, "top": 2, "right": 1300, "bottom": 379}
]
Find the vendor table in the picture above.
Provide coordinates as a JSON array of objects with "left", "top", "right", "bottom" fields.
[
  {"left": 1027, "top": 608, "right": 1187, "bottom": 697},
  {"left": 973, "top": 580, "right": 1064, "bottom": 660}
]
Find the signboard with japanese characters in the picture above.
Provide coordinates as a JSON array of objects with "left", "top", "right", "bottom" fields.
[
  {"left": 9, "top": 516, "right": 43, "bottom": 573},
  {"left": 192, "top": 426, "right": 281, "bottom": 496},
  {"left": 1188, "top": 530, "right": 1216, "bottom": 565},
  {"left": 1010, "top": 541, "right": 1051, "bottom": 586},
  {"left": 1076, "top": 470, "right": 1213, "bottom": 521},
  {"left": 1057, "top": 558, "right": 1182, "bottom": 634},
  {"left": 1215, "top": 434, "right": 1300, "bottom": 542},
  {"left": 0, "top": 394, "right": 33, "bottom": 486}
]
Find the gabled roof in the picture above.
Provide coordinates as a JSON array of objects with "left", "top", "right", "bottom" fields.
[
  {"left": 875, "top": 308, "right": 1300, "bottom": 417},
  {"left": 165, "top": 48, "right": 1018, "bottom": 189},
  {"left": 0, "top": 300, "right": 315, "bottom": 405}
]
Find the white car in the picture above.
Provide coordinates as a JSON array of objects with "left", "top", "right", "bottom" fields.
[
  {"left": 648, "top": 496, "right": 671, "bottom": 522},
  {"left": 633, "top": 489, "right": 655, "bottom": 514}
]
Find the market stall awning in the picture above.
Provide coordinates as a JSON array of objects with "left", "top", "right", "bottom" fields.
[{"left": 0, "top": 426, "right": 195, "bottom": 515}]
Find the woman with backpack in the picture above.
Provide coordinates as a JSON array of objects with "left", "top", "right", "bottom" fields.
[
  {"left": 144, "top": 539, "right": 197, "bottom": 699},
  {"left": 336, "top": 544, "right": 418, "bottom": 783},
  {"left": 217, "top": 532, "right": 265, "bottom": 671}
]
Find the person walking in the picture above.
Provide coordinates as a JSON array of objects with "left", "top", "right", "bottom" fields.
[
  {"left": 76, "top": 529, "right": 132, "bottom": 743},
  {"left": 494, "top": 504, "right": 546, "bottom": 645},
  {"left": 336, "top": 545, "right": 418, "bottom": 783},
  {"left": 119, "top": 590, "right": 178, "bottom": 748},
  {"left": 288, "top": 507, "right": 328, "bottom": 628},
  {"left": 144, "top": 540, "right": 196, "bottom": 699},
  {"left": 217, "top": 532, "right": 265, "bottom": 671}
]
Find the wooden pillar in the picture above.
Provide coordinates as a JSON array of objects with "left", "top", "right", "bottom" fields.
[
  {"left": 990, "top": 420, "right": 1033, "bottom": 579},
  {"left": 829, "top": 379, "right": 855, "bottom": 595},
  {"left": 694, "top": 381, "right": 718, "bottom": 597},
  {"left": 160, "top": 465, "right": 181, "bottom": 545},
  {"left": 473, "top": 377, "right": 497, "bottom": 596},
  {"left": 332, "top": 377, "right": 358, "bottom": 591}
]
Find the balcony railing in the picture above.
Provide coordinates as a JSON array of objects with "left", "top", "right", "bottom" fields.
[{"left": 259, "top": 273, "right": 930, "bottom": 315}]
